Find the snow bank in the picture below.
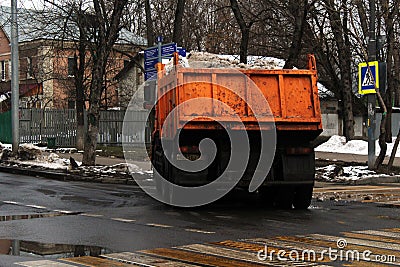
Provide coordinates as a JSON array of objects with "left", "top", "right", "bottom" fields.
[{"left": 316, "top": 135, "right": 400, "bottom": 157}]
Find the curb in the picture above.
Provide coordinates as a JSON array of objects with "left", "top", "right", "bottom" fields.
[
  {"left": 348, "top": 176, "right": 400, "bottom": 185},
  {"left": 0, "top": 164, "right": 141, "bottom": 185}
]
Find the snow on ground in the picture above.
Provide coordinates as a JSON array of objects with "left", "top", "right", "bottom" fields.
[
  {"left": 316, "top": 164, "right": 385, "bottom": 182},
  {"left": 14, "top": 153, "right": 71, "bottom": 170},
  {"left": 316, "top": 135, "right": 400, "bottom": 157},
  {"left": 0, "top": 143, "right": 148, "bottom": 174}
]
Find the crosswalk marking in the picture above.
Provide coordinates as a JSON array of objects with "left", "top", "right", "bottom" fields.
[
  {"left": 343, "top": 232, "right": 400, "bottom": 245},
  {"left": 62, "top": 256, "right": 133, "bottom": 266},
  {"left": 179, "top": 243, "right": 318, "bottom": 266},
  {"left": 15, "top": 227, "right": 400, "bottom": 266},
  {"left": 354, "top": 230, "right": 400, "bottom": 239},
  {"left": 343, "top": 262, "right": 395, "bottom": 267},
  {"left": 16, "top": 260, "right": 77, "bottom": 267},
  {"left": 103, "top": 252, "right": 200, "bottom": 266},
  {"left": 385, "top": 228, "right": 400, "bottom": 233},
  {"left": 142, "top": 247, "right": 272, "bottom": 267},
  {"left": 310, "top": 234, "right": 400, "bottom": 252}
]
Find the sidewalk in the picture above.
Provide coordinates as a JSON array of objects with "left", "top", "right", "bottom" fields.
[
  {"left": 316, "top": 152, "right": 400, "bottom": 167},
  {"left": 56, "top": 151, "right": 400, "bottom": 170},
  {"left": 53, "top": 153, "right": 152, "bottom": 171}
]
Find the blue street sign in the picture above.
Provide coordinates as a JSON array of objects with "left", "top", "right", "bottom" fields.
[
  {"left": 144, "top": 58, "right": 159, "bottom": 71},
  {"left": 358, "top": 61, "right": 379, "bottom": 95},
  {"left": 145, "top": 70, "right": 158, "bottom": 81},
  {"left": 161, "top": 43, "right": 177, "bottom": 56},
  {"left": 178, "top": 47, "right": 186, "bottom": 57},
  {"left": 144, "top": 42, "right": 186, "bottom": 80},
  {"left": 144, "top": 47, "right": 158, "bottom": 60}
]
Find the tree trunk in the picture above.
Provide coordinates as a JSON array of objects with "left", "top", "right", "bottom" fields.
[
  {"left": 172, "top": 0, "right": 186, "bottom": 45},
  {"left": 388, "top": 128, "right": 400, "bottom": 171},
  {"left": 375, "top": 91, "right": 388, "bottom": 170},
  {"left": 82, "top": 0, "right": 128, "bottom": 166},
  {"left": 239, "top": 27, "right": 250, "bottom": 64},
  {"left": 145, "top": 0, "right": 155, "bottom": 46},
  {"left": 230, "top": 0, "right": 250, "bottom": 64},
  {"left": 284, "top": 0, "right": 308, "bottom": 69},
  {"left": 326, "top": 0, "right": 355, "bottom": 140},
  {"left": 82, "top": 65, "right": 103, "bottom": 166},
  {"left": 75, "top": 35, "right": 86, "bottom": 151},
  {"left": 394, "top": 46, "right": 400, "bottom": 107}
]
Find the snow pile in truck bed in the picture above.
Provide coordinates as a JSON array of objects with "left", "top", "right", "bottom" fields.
[{"left": 187, "top": 52, "right": 285, "bottom": 69}]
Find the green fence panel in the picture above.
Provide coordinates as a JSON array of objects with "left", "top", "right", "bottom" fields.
[{"left": 0, "top": 111, "right": 12, "bottom": 144}]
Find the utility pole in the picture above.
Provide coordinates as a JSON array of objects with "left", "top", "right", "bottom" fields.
[
  {"left": 367, "top": 0, "right": 376, "bottom": 170},
  {"left": 11, "top": 0, "right": 19, "bottom": 154}
]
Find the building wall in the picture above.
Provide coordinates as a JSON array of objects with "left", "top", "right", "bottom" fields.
[{"left": 0, "top": 28, "right": 11, "bottom": 91}]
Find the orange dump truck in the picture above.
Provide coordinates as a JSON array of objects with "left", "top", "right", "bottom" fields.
[{"left": 146, "top": 54, "right": 323, "bottom": 209}]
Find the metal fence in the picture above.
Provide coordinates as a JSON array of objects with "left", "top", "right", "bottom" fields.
[
  {"left": 0, "top": 111, "right": 12, "bottom": 143},
  {"left": 18, "top": 109, "right": 148, "bottom": 147},
  {"left": 20, "top": 109, "right": 77, "bottom": 147}
]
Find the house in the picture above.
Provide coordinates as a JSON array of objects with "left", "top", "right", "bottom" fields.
[{"left": 0, "top": 6, "right": 147, "bottom": 111}]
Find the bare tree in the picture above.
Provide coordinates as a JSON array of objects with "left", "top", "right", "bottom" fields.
[
  {"left": 283, "top": 0, "right": 310, "bottom": 69},
  {"left": 172, "top": 0, "right": 186, "bottom": 44},
  {"left": 81, "top": 0, "right": 130, "bottom": 165},
  {"left": 229, "top": 0, "right": 252, "bottom": 63}
]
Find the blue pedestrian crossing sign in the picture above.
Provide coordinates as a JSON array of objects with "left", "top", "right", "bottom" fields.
[{"left": 358, "top": 61, "right": 379, "bottom": 95}]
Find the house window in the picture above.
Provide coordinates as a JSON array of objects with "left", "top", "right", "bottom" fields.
[
  {"left": 68, "top": 57, "right": 76, "bottom": 77},
  {"left": 27, "top": 57, "right": 33, "bottom": 79},
  {"left": 1, "top": 61, "right": 5, "bottom": 81}
]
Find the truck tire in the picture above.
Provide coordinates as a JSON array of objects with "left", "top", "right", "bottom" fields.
[
  {"left": 293, "top": 185, "right": 313, "bottom": 210},
  {"left": 274, "top": 186, "right": 294, "bottom": 209},
  {"left": 258, "top": 187, "right": 275, "bottom": 207}
]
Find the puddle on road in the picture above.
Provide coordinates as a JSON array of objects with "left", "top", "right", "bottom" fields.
[{"left": 0, "top": 239, "right": 112, "bottom": 259}]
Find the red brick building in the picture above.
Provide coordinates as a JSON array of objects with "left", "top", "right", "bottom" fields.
[{"left": 0, "top": 6, "right": 146, "bottom": 111}]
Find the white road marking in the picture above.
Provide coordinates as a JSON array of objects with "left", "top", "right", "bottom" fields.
[
  {"left": 25, "top": 204, "right": 47, "bottom": 209},
  {"left": 355, "top": 230, "right": 400, "bottom": 239},
  {"left": 310, "top": 234, "right": 400, "bottom": 251},
  {"left": 80, "top": 213, "right": 104, "bottom": 218},
  {"left": 16, "top": 260, "right": 77, "bottom": 267},
  {"left": 3, "top": 200, "right": 22, "bottom": 205},
  {"left": 146, "top": 223, "right": 173, "bottom": 228},
  {"left": 111, "top": 217, "right": 136, "bottom": 223},
  {"left": 184, "top": 228, "right": 215, "bottom": 234},
  {"left": 53, "top": 210, "right": 76, "bottom": 214}
]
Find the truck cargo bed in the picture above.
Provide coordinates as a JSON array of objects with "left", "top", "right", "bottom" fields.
[{"left": 156, "top": 56, "right": 322, "bottom": 138}]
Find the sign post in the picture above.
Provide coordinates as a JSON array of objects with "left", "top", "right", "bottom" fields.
[
  {"left": 358, "top": 61, "right": 378, "bottom": 170},
  {"left": 366, "top": 0, "right": 377, "bottom": 170}
]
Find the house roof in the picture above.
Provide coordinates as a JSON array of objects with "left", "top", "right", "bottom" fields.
[{"left": 0, "top": 5, "right": 147, "bottom": 46}]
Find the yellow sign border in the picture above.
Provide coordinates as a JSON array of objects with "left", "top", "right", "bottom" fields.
[{"left": 358, "top": 61, "right": 379, "bottom": 95}]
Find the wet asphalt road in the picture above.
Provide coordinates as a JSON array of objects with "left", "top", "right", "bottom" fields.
[{"left": 0, "top": 172, "right": 399, "bottom": 266}]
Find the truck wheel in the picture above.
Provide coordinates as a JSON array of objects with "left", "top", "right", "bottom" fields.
[
  {"left": 274, "top": 186, "right": 294, "bottom": 209},
  {"left": 258, "top": 187, "right": 275, "bottom": 207},
  {"left": 293, "top": 185, "right": 313, "bottom": 210}
]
